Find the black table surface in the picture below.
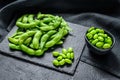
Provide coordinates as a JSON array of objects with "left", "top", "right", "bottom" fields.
[{"left": 0, "top": 1, "right": 120, "bottom": 80}]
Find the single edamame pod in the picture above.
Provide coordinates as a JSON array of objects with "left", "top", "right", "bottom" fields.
[
  {"left": 53, "top": 60, "right": 59, "bottom": 67},
  {"left": 35, "top": 49, "right": 44, "bottom": 56},
  {"left": 21, "top": 44, "right": 35, "bottom": 55},
  {"left": 52, "top": 51, "right": 59, "bottom": 57},
  {"left": 65, "top": 59, "right": 72, "bottom": 64},
  {"left": 16, "top": 22, "right": 37, "bottom": 29},
  {"left": 32, "top": 31, "right": 42, "bottom": 49},
  {"left": 9, "top": 43, "right": 20, "bottom": 50},
  {"left": 40, "top": 30, "right": 56, "bottom": 49},
  {"left": 40, "top": 25, "right": 54, "bottom": 31},
  {"left": 37, "top": 12, "right": 44, "bottom": 19},
  {"left": 8, "top": 37, "right": 18, "bottom": 45},
  {"left": 22, "top": 14, "right": 28, "bottom": 23},
  {"left": 105, "top": 38, "right": 112, "bottom": 45},
  {"left": 56, "top": 41, "right": 63, "bottom": 45},
  {"left": 24, "top": 37, "right": 32, "bottom": 46},
  {"left": 45, "top": 27, "right": 64, "bottom": 48},
  {"left": 28, "top": 14, "right": 34, "bottom": 23},
  {"left": 19, "top": 31, "right": 36, "bottom": 44}
]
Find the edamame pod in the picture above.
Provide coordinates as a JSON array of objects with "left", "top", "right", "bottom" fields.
[
  {"left": 22, "top": 14, "right": 28, "bottom": 23},
  {"left": 35, "top": 49, "right": 44, "bottom": 56},
  {"left": 8, "top": 37, "right": 18, "bottom": 45},
  {"left": 65, "top": 59, "right": 72, "bottom": 64},
  {"left": 32, "top": 31, "right": 42, "bottom": 49},
  {"left": 24, "top": 37, "right": 32, "bottom": 46},
  {"left": 19, "top": 31, "right": 36, "bottom": 44},
  {"left": 9, "top": 43, "right": 20, "bottom": 50},
  {"left": 21, "top": 44, "right": 35, "bottom": 55},
  {"left": 40, "top": 30, "right": 56, "bottom": 49},
  {"left": 45, "top": 27, "right": 64, "bottom": 48},
  {"left": 28, "top": 14, "right": 34, "bottom": 23}
]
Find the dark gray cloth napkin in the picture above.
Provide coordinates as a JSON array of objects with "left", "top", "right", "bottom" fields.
[{"left": 66, "top": 13, "right": 120, "bottom": 77}]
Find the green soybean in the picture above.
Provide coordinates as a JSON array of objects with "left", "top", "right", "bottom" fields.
[
  {"left": 68, "top": 47, "right": 73, "bottom": 53},
  {"left": 90, "top": 30, "right": 97, "bottom": 35},
  {"left": 65, "top": 59, "right": 72, "bottom": 64},
  {"left": 66, "top": 53, "right": 71, "bottom": 59},
  {"left": 93, "top": 34, "right": 98, "bottom": 39},
  {"left": 22, "top": 14, "right": 28, "bottom": 23},
  {"left": 57, "top": 56, "right": 63, "bottom": 61},
  {"left": 103, "top": 44, "right": 111, "bottom": 49},
  {"left": 62, "top": 48, "right": 67, "bottom": 55},
  {"left": 91, "top": 39, "right": 99, "bottom": 45},
  {"left": 53, "top": 60, "right": 59, "bottom": 67},
  {"left": 59, "top": 59, "right": 65, "bottom": 66},
  {"left": 28, "top": 14, "right": 34, "bottom": 23},
  {"left": 98, "top": 36, "right": 104, "bottom": 41},
  {"left": 88, "top": 27, "right": 95, "bottom": 32},
  {"left": 70, "top": 52, "right": 74, "bottom": 60},
  {"left": 96, "top": 42, "right": 104, "bottom": 48},
  {"left": 52, "top": 51, "right": 59, "bottom": 57},
  {"left": 86, "top": 33, "right": 93, "bottom": 39},
  {"left": 60, "top": 54, "right": 66, "bottom": 59}
]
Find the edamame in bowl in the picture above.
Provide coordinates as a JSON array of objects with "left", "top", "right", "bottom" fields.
[{"left": 85, "top": 27, "right": 115, "bottom": 55}]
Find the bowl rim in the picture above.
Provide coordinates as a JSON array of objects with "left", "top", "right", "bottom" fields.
[{"left": 85, "top": 27, "right": 115, "bottom": 51}]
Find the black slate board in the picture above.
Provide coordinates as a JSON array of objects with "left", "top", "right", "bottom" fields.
[{"left": 0, "top": 22, "right": 88, "bottom": 75}]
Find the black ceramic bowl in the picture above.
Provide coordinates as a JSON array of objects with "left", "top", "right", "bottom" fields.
[{"left": 85, "top": 28, "right": 115, "bottom": 55}]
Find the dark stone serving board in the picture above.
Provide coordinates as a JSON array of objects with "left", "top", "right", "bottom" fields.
[{"left": 0, "top": 22, "right": 88, "bottom": 75}]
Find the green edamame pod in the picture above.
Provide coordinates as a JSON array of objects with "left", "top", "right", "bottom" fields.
[
  {"left": 103, "top": 43, "right": 111, "bottom": 49},
  {"left": 21, "top": 44, "right": 35, "bottom": 55},
  {"left": 24, "top": 37, "right": 32, "bottom": 46},
  {"left": 86, "top": 33, "right": 93, "bottom": 39},
  {"left": 32, "top": 31, "right": 42, "bottom": 49},
  {"left": 90, "top": 30, "right": 97, "bottom": 35},
  {"left": 19, "top": 31, "right": 36, "bottom": 44},
  {"left": 22, "top": 14, "right": 28, "bottom": 23},
  {"left": 11, "top": 32, "right": 23, "bottom": 38},
  {"left": 28, "top": 14, "right": 34, "bottom": 23},
  {"left": 40, "top": 26, "right": 54, "bottom": 31},
  {"left": 91, "top": 39, "right": 99, "bottom": 45},
  {"left": 8, "top": 37, "right": 18, "bottom": 45},
  {"left": 35, "top": 49, "right": 44, "bottom": 56},
  {"left": 45, "top": 27, "right": 64, "bottom": 48},
  {"left": 16, "top": 22, "right": 37, "bottom": 29},
  {"left": 42, "top": 17, "right": 52, "bottom": 23},
  {"left": 9, "top": 43, "right": 20, "bottom": 50},
  {"left": 56, "top": 41, "right": 63, "bottom": 45},
  {"left": 40, "top": 30, "right": 56, "bottom": 49}
]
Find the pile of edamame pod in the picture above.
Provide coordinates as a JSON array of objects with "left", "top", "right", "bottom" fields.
[
  {"left": 86, "top": 27, "right": 113, "bottom": 49},
  {"left": 8, "top": 12, "right": 70, "bottom": 56}
]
